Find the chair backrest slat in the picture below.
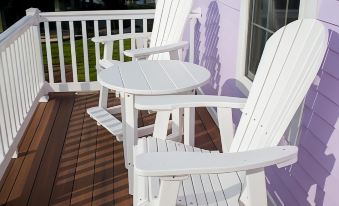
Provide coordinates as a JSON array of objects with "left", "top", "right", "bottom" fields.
[
  {"left": 230, "top": 19, "right": 328, "bottom": 152},
  {"left": 149, "top": 0, "right": 193, "bottom": 60}
]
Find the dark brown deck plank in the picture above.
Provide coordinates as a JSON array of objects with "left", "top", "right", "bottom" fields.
[
  {"left": 0, "top": 103, "right": 46, "bottom": 205},
  {"left": 196, "top": 108, "right": 222, "bottom": 151},
  {"left": 113, "top": 139, "right": 131, "bottom": 206},
  {"left": 49, "top": 94, "right": 87, "bottom": 206},
  {"left": 70, "top": 95, "right": 98, "bottom": 206},
  {"left": 92, "top": 127, "right": 114, "bottom": 206},
  {"left": 28, "top": 94, "right": 75, "bottom": 206},
  {"left": 6, "top": 98, "right": 61, "bottom": 206}
]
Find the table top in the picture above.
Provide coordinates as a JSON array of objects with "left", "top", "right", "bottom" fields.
[{"left": 98, "top": 60, "right": 211, "bottom": 95}]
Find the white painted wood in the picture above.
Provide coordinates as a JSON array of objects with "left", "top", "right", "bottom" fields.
[
  {"left": 14, "top": 40, "right": 26, "bottom": 119},
  {"left": 32, "top": 23, "right": 45, "bottom": 87},
  {"left": 10, "top": 43, "right": 23, "bottom": 124},
  {"left": 69, "top": 21, "right": 78, "bottom": 82},
  {"left": 217, "top": 108, "right": 234, "bottom": 152},
  {"left": 171, "top": 108, "right": 183, "bottom": 141},
  {"left": 133, "top": 137, "right": 149, "bottom": 205},
  {"left": 133, "top": 20, "right": 328, "bottom": 206},
  {"left": 56, "top": 21, "right": 66, "bottom": 83},
  {"left": 231, "top": 20, "right": 328, "bottom": 152},
  {"left": 2, "top": 51, "right": 17, "bottom": 136},
  {"left": 118, "top": 19, "right": 124, "bottom": 62},
  {"left": 98, "top": 60, "right": 210, "bottom": 95},
  {"left": 22, "top": 31, "right": 33, "bottom": 104},
  {"left": 43, "top": 22, "right": 54, "bottom": 83},
  {"left": 92, "top": 33, "right": 152, "bottom": 43},
  {"left": 40, "top": 9, "right": 156, "bottom": 21},
  {"left": 81, "top": 21, "right": 90, "bottom": 82},
  {"left": 142, "top": 18, "right": 148, "bottom": 48},
  {"left": 123, "top": 41, "right": 188, "bottom": 60},
  {"left": 17, "top": 36, "right": 29, "bottom": 112},
  {"left": 0, "top": 57, "right": 10, "bottom": 154},
  {"left": 124, "top": 93, "right": 138, "bottom": 195},
  {"left": 184, "top": 107, "right": 195, "bottom": 146},
  {"left": 94, "top": 20, "right": 100, "bottom": 70},
  {"left": 135, "top": 145, "right": 298, "bottom": 176},
  {"left": 131, "top": 19, "right": 136, "bottom": 50},
  {"left": 241, "top": 169, "right": 267, "bottom": 206},
  {"left": 98, "top": 86, "right": 108, "bottom": 108},
  {"left": 155, "top": 178, "right": 182, "bottom": 206},
  {"left": 153, "top": 111, "right": 171, "bottom": 140},
  {"left": 87, "top": 107, "right": 123, "bottom": 140},
  {"left": 175, "top": 141, "right": 198, "bottom": 206},
  {"left": 28, "top": 27, "right": 40, "bottom": 93},
  {"left": 135, "top": 95, "right": 246, "bottom": 111}
]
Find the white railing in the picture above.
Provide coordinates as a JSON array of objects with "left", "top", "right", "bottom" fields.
[
  {"left": 39, "top": 9, "right": 200, "bottom": 92},
  {"left": 0, "top": 8, "right": 200, "bottom": 178},
  {"left": 0, "top": 8, "right": 47, "bottom": 177}
]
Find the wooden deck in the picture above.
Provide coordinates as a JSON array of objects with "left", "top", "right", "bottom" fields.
[{"left": 0, "top": 92, "right": 221, "bottom": 206}]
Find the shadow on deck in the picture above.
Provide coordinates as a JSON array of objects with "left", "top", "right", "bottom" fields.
[{"left": 0, "top": 92, "right": 221, "bottom": 206}]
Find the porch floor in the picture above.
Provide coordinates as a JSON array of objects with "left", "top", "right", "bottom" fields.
[{"left": 0, "top": 92, "right": 221, "bottom": 206}]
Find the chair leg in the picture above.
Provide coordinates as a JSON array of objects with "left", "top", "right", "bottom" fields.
[
  {"left": 184, "top": 107, "right": 195, "bottom": 146},
  {"left": 98, "top": 86, "right": 108, "bottom": 108},
  {"left": 152, "top": 177, "right": 186, "bottom": 206},
  {"left": 171, "top": 108, "right": 183, "bottom": 141},
  {"left": 240, "top": 168, "right": 267, "bottom": 206}
]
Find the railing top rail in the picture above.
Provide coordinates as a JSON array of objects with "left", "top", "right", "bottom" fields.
[
  {"left": 39, "top": 9, "right": 156, "bottom": 22},
  {"left": 0, "top": 15, "right": 38, "bottom": 51},
  {"left": 39, "top": 9, "right": 201, "bottom": 22}
]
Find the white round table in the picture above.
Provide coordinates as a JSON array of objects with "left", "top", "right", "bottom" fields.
[
  {"left": 98, "top": 60, "right": 210, "bottom": 193},
  {"left": 98, "top": 60, "right": 210, "bottom": 95}
]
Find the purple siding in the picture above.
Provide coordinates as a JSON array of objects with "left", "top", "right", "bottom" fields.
[
  {"left": 192, "top": 0, "right": 339, "bottom": 205},
  {"left": 265, "top": 1, "right": 339, "bottom": 204}
]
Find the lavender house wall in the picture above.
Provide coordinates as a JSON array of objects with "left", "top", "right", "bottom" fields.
[{"left": 191, "top": 0, "right": 339, "bottom": 205}]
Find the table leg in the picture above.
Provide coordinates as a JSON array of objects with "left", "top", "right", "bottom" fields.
[{"left": 123, "top": 93, "right": 138, "bottom": 195}]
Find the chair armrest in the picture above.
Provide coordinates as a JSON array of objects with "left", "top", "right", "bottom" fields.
[
  {"left": 92, "top": 32, "right": 152, "bottom": 43},
  {"left": 123, "top": 41, "right": 189, "bottom": 59},
  {"left": 135, "top": 95, "right": 247, "bottom": 111},
  {"left": 135, "top": 146, "right": 298, "bottom": 177}
]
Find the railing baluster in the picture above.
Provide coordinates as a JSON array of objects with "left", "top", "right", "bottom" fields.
[
  {"left": 131, "top": 19, "right": 136, "bottom": 50},
  {"left": 0, "top": 55, "right": 11, "bottom": 150},
  {"left": 17, "top": 36, "right": 29, "bottom": 113},
  {"left": 94, "top": 20, "right": 100, "bottom": 70},
  {"left": 143, "top": 19, "right": 148, "bottom": 48},
  {"left": 44, "top": 22, "right": 54, "bottom": 83},
  {"left": 28, "top": 27, "right": 39, "bottom": 94},
  {"left": 6, "top": 47, "right": 20, "bottom": 132},
  {"left": 1, "top": 51, "right": 16, "bottom": 139},
  {"left": 22, "top": 31, "right": 33, "bottom": 104},
  {"left": 10, "top": 43, "right": 24, "bottom": 124},
  {"left": 32, "top": 23, "right": 45, "bottom": 86},
  {"left": 105, "top": 20, "right": 113, "bottom": 60},
  {"left": 69, "top": 21, "right": 78, "bottom": 82},
  {"left": 26, "top": 29, "right": 38, "bottom": 96},
  {"left": 119, "top": 19, "right": 124, "bottom": 62},
  {"left": 25, "top": 30, "right": 35, "bottom": 105},
  {"left": 21, "top": 33, "right": 31, "bottom": 112},
  {"left": 56, "top": 21, "right": 66, "bottom": 83},
  {"left": 81, "top": 21, "right": 90, "bottom": 82}
]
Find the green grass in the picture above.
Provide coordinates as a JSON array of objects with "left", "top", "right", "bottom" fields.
[{"left": 42, "top": 39, "right": 132, "bottom": 82}]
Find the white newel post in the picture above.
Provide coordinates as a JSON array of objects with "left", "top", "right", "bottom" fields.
[{"left": 26, "top": 8, "right": 45, "bottom": 87}]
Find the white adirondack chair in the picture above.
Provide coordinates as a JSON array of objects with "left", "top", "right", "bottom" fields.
[
  {"left": 133, "top": 19, "right": 328, "bottom": 206},
  {"left": 87, "top": 0, "right": 194, "bottom": 141}
]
